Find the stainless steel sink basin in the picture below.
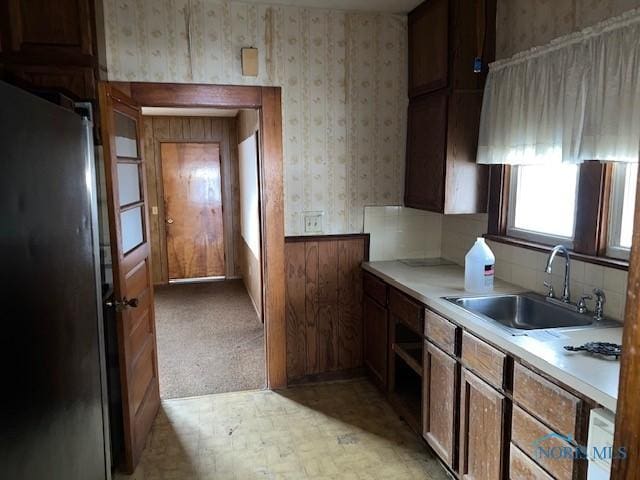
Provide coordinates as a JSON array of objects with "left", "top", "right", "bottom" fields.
[{"left": 444, "top": 292, "right": 616, "bottom": 332}]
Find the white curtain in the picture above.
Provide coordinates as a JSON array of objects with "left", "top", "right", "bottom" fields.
[{"left": 477, "top": 8, "right": 640, "bottom": 165}]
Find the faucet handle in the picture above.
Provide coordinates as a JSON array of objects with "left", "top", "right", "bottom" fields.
[
  {"left": 576, "top": 294, "right": 592, "bottom": 314},
  {"left": 593, "top": 288, "right": 606, "bottom": 321},
  {"left": 543, "top": 281, "right": 555, "bottom": 298}
]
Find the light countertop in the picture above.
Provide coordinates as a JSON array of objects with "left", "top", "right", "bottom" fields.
[{"left": 362, "top": 260, "right": 622, "bottom": 412}]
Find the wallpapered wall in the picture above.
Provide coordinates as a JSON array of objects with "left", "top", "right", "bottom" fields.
[
  {"left": 102, "top": 0, "right": 408, "bottom": 235},
  {"left": 496, "top": 0, "right": 640, "bottom": 59}
]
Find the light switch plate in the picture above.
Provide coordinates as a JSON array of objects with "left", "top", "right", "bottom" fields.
[
  {"left": 303, "top": 211, "right": 324, "bottom": 234},
  {"left": 151, "top": 206, "right": 159, "bottom": 215}
]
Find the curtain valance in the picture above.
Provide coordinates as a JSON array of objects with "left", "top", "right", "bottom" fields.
[{"left": 477, "top": 8, "right": 640, "bottom": 165}]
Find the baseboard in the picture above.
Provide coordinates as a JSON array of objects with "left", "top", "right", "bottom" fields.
[{"left": 285, "top": 367, "right": 366, "bottom": 387}]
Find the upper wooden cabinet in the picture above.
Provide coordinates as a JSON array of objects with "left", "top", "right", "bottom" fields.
[
  {"left": 409, "top": 0, "right": 449, "bottom": 97},
  {"left": 405, "top": 0, "right": 495, "bottom": 214},
  {"left": 409, "top": 0, "right": 496, "bottom": 97},
  {"left": 405, "top": 88, "right": 489, "bottom": 213},
  {"left": 0, "top": 0, "right": 95, "bottom": 60},
  {"left": 0, "top": 0, "right": 100, "bottom": 100}
]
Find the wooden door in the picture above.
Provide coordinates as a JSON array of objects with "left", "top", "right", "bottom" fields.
[
  {"left": 98, "top": 83, "right": 160, "bottom": 474},
  {"left": 363, "top": 294, "right": 388, "bottom": 388},
  {"left": 459, "top": 368, "right": 506, "bottom": 480},
  {"left": 405, "top": 90, "right": 448, "bottom": 213},
  {"left": 423, "top": 341, "right": 458, "bottom": 469},
  {"left": 161, "top": 143, "right": 225, "bottom": 280}
]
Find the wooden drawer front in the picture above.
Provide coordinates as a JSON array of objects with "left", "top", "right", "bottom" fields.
[
  {"left": 363, "top": 271, "right": 388, "bottom": 306},
  {"left": 509, "top": 443, "right": 553, "bottom": 480},
  {"left": 389, "top": 288, "right": 423, "bottom": 334},
  {"left": 425, "top": 309, "right": 458, "bottom": 355},
  {"left": 513, "top": 363, "right": 581, "bottom": 437},
  {"left": 512, "top": 406, "right": 579, "bottom": 480},
  {"left": 461, "top": 331, "right": 506, "bottom": 390}
]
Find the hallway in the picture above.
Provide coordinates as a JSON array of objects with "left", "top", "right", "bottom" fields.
[{"left": 154, "top": 280, "right": 265, "bottom": 399}]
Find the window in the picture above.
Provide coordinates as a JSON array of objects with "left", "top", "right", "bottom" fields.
[
  {"left": 507, "top": 164, "right": 579, "bottom": 245},
  {"left": 608, "top": 163, "right": 638, "bottom": 259}
]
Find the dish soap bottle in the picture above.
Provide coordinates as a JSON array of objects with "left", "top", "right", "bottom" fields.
[{"left": 464, "top": 238, "right": 495, "bottom": 292}]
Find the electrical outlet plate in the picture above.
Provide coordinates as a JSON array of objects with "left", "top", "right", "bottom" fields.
[{"left": 303, "top": 211, "right": 324, "bottom": 234}]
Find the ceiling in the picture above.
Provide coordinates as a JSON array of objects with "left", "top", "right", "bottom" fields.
[
  {"left": 141, "top": 107, "right": 240, "bottom": 117},
  {"left": 230, "top": 0, "right": 422, "bottom": 14}
]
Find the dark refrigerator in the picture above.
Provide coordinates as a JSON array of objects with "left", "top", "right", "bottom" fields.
[{"left": 0, "top": 81, "right": 110, "bottom": 479}]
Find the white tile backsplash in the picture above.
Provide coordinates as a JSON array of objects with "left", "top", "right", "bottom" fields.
[
  {"left": 440, "top": 213, "right": 629, "bottom": 321},
  {"left": 364, "top": 207, "right": 629, "bottom": 321},
  {"left": 364, "top": 206, "right": 443, "bottom": 261}
]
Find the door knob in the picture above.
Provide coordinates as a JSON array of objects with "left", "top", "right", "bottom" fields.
[
  {"left": 105, "top": 297, "right": 139, "bottom": 312},
  {"left": 166, "top": 218, "right": 174, "bottom": 224}
]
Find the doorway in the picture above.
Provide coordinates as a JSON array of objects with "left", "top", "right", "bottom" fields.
[
  {"left": 98, "top": 82, "right": 285, "bottom": 473},
  {"left": 140, "top": 108, "right": 265, "bottom": 399}
]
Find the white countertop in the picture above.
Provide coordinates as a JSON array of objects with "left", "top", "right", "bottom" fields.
[{"left": 362, "top": 260, "right": 622, "bottom": 412}]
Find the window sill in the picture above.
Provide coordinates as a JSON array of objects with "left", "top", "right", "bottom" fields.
[{"left": 483, "top": 234, "right": 629, "bottom": 271}]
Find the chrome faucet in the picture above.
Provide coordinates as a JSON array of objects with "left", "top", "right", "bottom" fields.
[{"left": 545, "top": 245, "right": 571, "bottom": 303}]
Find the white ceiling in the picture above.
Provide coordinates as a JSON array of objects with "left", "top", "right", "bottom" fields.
[
  {"left": 230, "top": 0, "right": 421, "bottom": 14},
  {"left": 141, "top": 107, "right": 240, "bottom": 117}
]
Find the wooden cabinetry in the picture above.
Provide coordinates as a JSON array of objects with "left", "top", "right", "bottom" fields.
[
  {"left": 409, "top": 0, "right": 449, "bottom": 97},
  {"left": 511, "top": 362, "right": 589, "bottom": 480},
  {"left": 0, "top": 0, "right": 100, "bottom": 101},
  {"left": 388, "top": 288, "right": 424, "bottom": 433},
  {"left": 363, "top": 294, "right": 388, "bottom": 388},
  {"left": 361, "top": 269, "right": 594, "bottom": 480},
  {"left": 0, "top": 0, "right": 95, "bottom": 59},
  {"left": 405, "top": 0, "right": 495, "bottom": 214},
  {"left": 459, "top": 368, "right": 506, "bottom": 480},
  {"left": 423, "top": 340, "right": 458, "bottom": 468}
]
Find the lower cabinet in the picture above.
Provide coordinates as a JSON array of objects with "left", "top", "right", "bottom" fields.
[
  {"left": 459, "top": 368, "right": 506, "bottom": 480},
  {"left": 423, "top": 340, "right": 458, "bottom": 468},
  {"left": 362, "top": 270, "right": 593, "bottom": 480},
  {"left": 363, "top": 294, "right": 388, "bottom": 388}
]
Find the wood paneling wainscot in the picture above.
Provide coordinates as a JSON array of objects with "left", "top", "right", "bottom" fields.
[{"left": 285, "top": 235, "right": 369, "bottom": 383}]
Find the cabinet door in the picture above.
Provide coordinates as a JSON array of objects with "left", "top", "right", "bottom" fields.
[
  {"left": 459, "top": 368, "right": 506, "bottom": 480},
  {"left": 423, "top": 341, "right": 458, "bottom": 468},
  {"left": 0, "top": 0, "right": 94, "bottom": 59},
  {"left": 405, "top": 90, "right": 447, "bottom": 212},
  {"left": 364, "top": 295, "right": 388, "bottom": 388},
  {"left": 409, "top": 0, "right": 449, "bottom": 97}
]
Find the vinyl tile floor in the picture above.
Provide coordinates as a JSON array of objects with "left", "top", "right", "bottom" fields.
[{"left": 114, "top": 379, "right": 450, "bottom": 480}]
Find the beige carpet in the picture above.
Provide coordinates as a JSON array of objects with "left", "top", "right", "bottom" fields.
[{"left": 154, "top": 280, "right": 265, "bottom": 399}]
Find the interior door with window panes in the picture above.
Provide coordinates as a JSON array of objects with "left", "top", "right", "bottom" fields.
[{"left": 98, "top": 83, "right": 160, "bottom": 473}]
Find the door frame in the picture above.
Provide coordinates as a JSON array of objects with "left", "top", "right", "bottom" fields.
[{"left": 112, "top": 82, "right": 287, "bottom": 389}]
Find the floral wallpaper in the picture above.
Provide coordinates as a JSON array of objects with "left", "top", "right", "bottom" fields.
[
  {"left": 496, "top": 0, "right": 640, "bottom": 59},
  {"left": 102, "top": 0, "right": 408, "bottom": 235}
]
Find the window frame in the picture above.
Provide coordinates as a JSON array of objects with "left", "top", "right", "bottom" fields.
[
  {"left": 506, "top": 164, "right": 578, "bottom": 247},
  {"left": 487, "top": 162, "right": 630, "bottom": 270},
  {"left": 607, "top": 163, "right": 636, "bottom": 260}
]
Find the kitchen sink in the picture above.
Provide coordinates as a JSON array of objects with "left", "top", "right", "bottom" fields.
[{"left": 444, "top": 292, "right": 617, "bottom": 332}]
